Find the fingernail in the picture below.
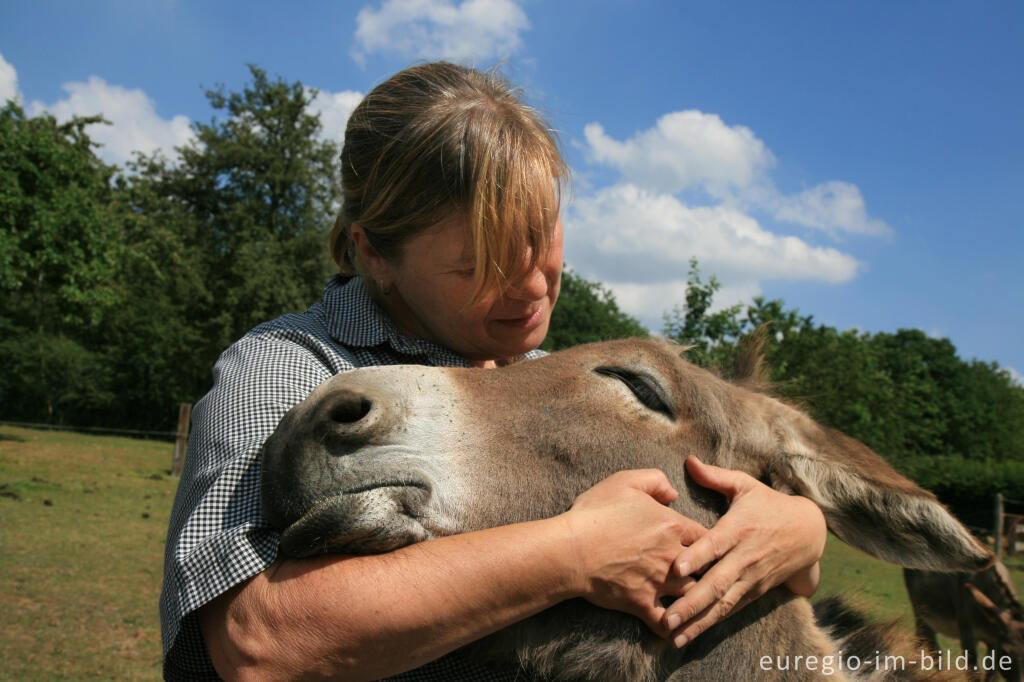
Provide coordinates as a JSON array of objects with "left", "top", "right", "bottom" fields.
[
  {"left": 673, "top": 632, "right": 689, "bottom": 648},
  {"left": 666, "top": 613, "right": 681, "bottom": 630},
  {"left": 677, "top": 561, "right": 690, "bottom": 576}
]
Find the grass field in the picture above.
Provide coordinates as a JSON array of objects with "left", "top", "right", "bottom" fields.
[
  {"left": 1, "top": 424, "right": 1021, "bottom": 679},
  {"left": 0, "top": 425, "right": 176, "bottom": 681}
]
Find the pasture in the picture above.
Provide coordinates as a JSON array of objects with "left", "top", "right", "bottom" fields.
[
  {"left": 0, "top": 424, "right": 1019, "bottom": 679},
  {"left": 0, "top": 425, "right": 175, "bottom": 681}
]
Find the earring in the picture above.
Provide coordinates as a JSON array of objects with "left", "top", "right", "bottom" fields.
[{"left": 380, "top": 281, "right": 393, "bottom": 295}]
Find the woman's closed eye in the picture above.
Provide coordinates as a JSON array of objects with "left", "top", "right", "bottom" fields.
[
  {"left": 444, "top": 262, "right": 476, "bottom": 278},
  {"left": 594, "top": 367, "right": 674, "bottom": 420}
]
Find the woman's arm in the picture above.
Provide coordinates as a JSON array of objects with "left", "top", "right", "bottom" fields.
[
  {"left": 201, "top": 469, "right": 705, "bottom": 681},
  {"left": 661, "top": 456, "right": 828, "bottom": 648}
]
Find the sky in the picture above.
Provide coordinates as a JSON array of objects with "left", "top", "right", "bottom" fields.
[{"left": 2, "top": 0, "right": 1021, "bottom": 380}]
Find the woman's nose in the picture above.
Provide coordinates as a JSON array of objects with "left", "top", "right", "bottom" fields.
[{"left": 506, "top": 263, "right": 548, "bottom": 300}]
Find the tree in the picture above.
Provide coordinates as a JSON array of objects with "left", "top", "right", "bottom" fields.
[
  {"left": 2, "top": 66, "right": 345, "bottom": 429},
  {"left": 131, "top": 65, "right": 341, "bottom": 369},
  {"left": 941, "top": 356, "right": 1024, "bottom": 462},
  {"left": 662, "top": 258, "right": 743, "bottom": 368},
  {"left": 767, "top": 324, "right": 901, "bottom": 457},
  {"left": 542, "top": 268, "right": 648, "bottom": 351},
  {"left": 96, "top": 176, "right": 208, "bottom": 429},
  {"left": 656, "top": 258, "right": 1024, "bottom": 466},
  {"left": 0, "top": 102, "right": 122, "bottom": 422}
]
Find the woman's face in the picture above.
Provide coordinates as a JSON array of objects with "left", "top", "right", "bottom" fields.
[{"left": 378, "top": 215, "right": 563, "bottom": 366}]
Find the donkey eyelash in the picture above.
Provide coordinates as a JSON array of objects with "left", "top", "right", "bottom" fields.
[{"left": 594, "top": 367, "right": 675, "bottom": 421}]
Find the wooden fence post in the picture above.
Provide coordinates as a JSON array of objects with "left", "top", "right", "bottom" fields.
[
  {"left": 172, "top": 403, "right": 192, "bottom": 476},
  {"left": 995, "top": 492, "right": 1004, "bottom": 560}
]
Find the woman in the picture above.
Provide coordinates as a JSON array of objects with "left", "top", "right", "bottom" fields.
[{"left": 160, "top": 62, "right": 826, "bottom": 681}]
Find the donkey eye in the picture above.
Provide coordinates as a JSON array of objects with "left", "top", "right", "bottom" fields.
[{"left": 594, "top": 367, "right": 674, "bottom": 421}]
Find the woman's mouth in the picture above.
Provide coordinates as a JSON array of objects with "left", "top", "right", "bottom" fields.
[{"left": 494, "top": 302, "right": 545, "bottom": 330}]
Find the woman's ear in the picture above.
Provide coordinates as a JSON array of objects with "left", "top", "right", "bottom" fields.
[{"left": 350, "top": 223, "right": 390, "bottom": 285}]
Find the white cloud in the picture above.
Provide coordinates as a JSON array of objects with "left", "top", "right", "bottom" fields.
[
  {"left": 767, "top": 181, "right": 892, "bottom": 238},
  {"left": 353, "top": 0, "right": 529, "bottom": 65},
  {"left": 564, "top": 183, "right": 861, "bottom": 328},
  {"left": 1002, "top": 366, "right": 1023, "bottom": 388},
  {"left": 584, "top": 111, "right": 774, "bottom": 195},
  {"left": 567, "top": 184, "right": 860, "bottom": 283},
  {"left": 0, "top": 52, "right": 17, "bottom": 103},
  {"left": 583, "top": 110, "right": 890, "bottom": 239},
  {"left": 307, "top": 88, "right": 364, "bottom": 145},
  {"left": 28, "top": 76, "right": 194, "bottom": 167}
]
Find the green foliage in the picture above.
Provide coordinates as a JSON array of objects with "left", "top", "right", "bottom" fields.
[
  {"left": 768, "top": 326, "right": 1024, "bottom": 466},
  {"left": 120, "top": 66, "right": 341, "bottom": 427},
  {"left": 897, "top": 455, "right": 1024, "bottom": 525},
  {"left": 131, "top": 65, "right": 340, "bottom": 362},
  {"left": 0, "top": 329, "right": 115, "bottom": 423},
  {"left": 768, "top": 325, "right": 902, "bottom": 454},
  {"left": 0, "top": 102, "right": 123, "bottom": 421},
  {"left": 98, "top": 177, "right": 208, "bottom": 428},
  {"left": 1, "top": 67, "right": 342, "bottom": 429},
  {"left": 946, "top": 358, "right": 1024, "bottom": 462},
  {"left": 660, "top": 259, "right": 1024, "bottom": 472},
  {"left": 662, "top": 258, "right": 743, "bottom": 368},
  {"left": 0, "top": 103, "right": 120, "bottom": 316},
  {"left": 542, "top": 268, "right": 648, "bottom": 351}
]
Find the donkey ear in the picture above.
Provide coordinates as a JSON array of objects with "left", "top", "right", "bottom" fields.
[
  {"left": 964, "top": 583, "right": 1014, "bottom": 629},
  {"left": 966, "top": 583, "right": 998, "bottom": 612},
  {"left": 761, "top": 406, "right": 992, "bottom": 572}
]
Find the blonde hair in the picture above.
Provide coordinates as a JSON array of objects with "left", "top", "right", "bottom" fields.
[{"left": 329, "top": 62, "right": 569, "bottom": 304}]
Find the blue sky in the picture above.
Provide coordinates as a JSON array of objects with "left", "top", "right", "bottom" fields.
[{"left": 2, "top": 0, "right": 1021, "bottom": 379}]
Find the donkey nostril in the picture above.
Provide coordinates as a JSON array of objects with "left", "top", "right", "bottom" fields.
[{"left": 328, "top": 394, "right": 373, "bottom": 424}]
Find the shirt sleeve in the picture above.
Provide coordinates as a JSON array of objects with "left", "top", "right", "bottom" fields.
[{"left": 159, "top": 326, "right": 346, "bottom": 680}]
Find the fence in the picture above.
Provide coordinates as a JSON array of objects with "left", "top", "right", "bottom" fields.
[
  {"left": 0, "top": 402, "right": 193, "bottom": 476},
  {"left": 995, "top": 492, "right": 1024, "bottom": 560}
]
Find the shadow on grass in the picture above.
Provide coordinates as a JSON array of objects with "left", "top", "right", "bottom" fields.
[{"left": 0, "top": 434, "right": 26, "bottom": 442}]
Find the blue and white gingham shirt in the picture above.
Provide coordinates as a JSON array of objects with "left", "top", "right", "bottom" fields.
[{"left": 160, "top": 275, "right": 542, "bottom": 681}]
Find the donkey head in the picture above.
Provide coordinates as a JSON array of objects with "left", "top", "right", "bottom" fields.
[
  {"left": 964, "top": 581, "right": 1024, "bottom": 682},
  {"left": 261, "top": 338, "right": 991, "bottom": 573}
]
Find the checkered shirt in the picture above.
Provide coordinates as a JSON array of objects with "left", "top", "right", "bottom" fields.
[{"left": 160, "top": 275, "right": 543, "bottom": 681}]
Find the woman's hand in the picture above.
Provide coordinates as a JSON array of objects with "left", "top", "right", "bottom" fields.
[
  {"left": 561, "top": 469, "right": 708, "bottom": 638},
  {"left": 662, "top": 456, "right": 827, "bottom": 648}
]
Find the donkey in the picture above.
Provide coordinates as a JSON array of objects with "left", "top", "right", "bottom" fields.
[
  {"left": 905, "top": 563, "right": 1024, "bottom": 681},
  {"left": 260, "top": 338, "right": 992, "bottom": 681}
]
